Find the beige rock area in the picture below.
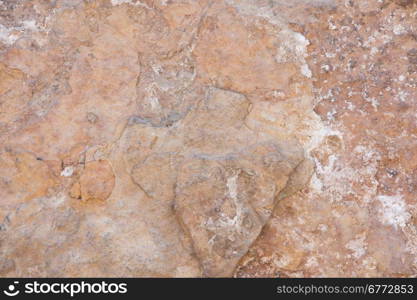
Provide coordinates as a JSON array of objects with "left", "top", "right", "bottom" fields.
[{"left": 0, "top": 0, "right": 415, "bottom": 277}]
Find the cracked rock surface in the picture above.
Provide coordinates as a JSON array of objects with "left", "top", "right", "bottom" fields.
[{"left": 0, "top": 0, "right": 416, "bottom": 277}]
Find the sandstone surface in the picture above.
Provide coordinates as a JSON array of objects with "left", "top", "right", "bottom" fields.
[{"left": 0, "top": 0, "right": 415, "bottom": 277}]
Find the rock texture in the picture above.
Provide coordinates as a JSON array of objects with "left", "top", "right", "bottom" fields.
[{"left": 0, "top": 0, "right": 415, "bottom": 277}]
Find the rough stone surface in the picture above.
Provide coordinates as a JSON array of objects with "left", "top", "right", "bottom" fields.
[{"left": 0, "top": 0, "right": 415, "bottom": 277}]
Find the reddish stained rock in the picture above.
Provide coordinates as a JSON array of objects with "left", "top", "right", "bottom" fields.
[
  {"left": 77, "top": 160, "right": 115, "bottom": 201},
  {"left": 235, "top": 0, "right": 417, "bottom": 278},
  {"left": 0, "top": 0, "right": 415, "bottom": 278}
]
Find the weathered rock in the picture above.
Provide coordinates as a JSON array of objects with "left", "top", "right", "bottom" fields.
[
  {"left": 175, "top": 142, "right": 303, "bottom": 277},
  {"left": 235, "top": 0, "right": 417, "bottom": 278},
  {"left": 0, "top": 0, "right": 415, "bottom": 278},
  {"left": 77, "top": 160, "right": 115, "bottom": 201},
  {"left": 127, "top": 85, "right": 308, "bottom": 276}
]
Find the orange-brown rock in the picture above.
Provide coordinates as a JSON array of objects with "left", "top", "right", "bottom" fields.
[
  {"left": 77, "top": 160, "right": 115, "bottom": 201},
  {"left": 0, "top": 0, "right": 415, "bottom": 278}
]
